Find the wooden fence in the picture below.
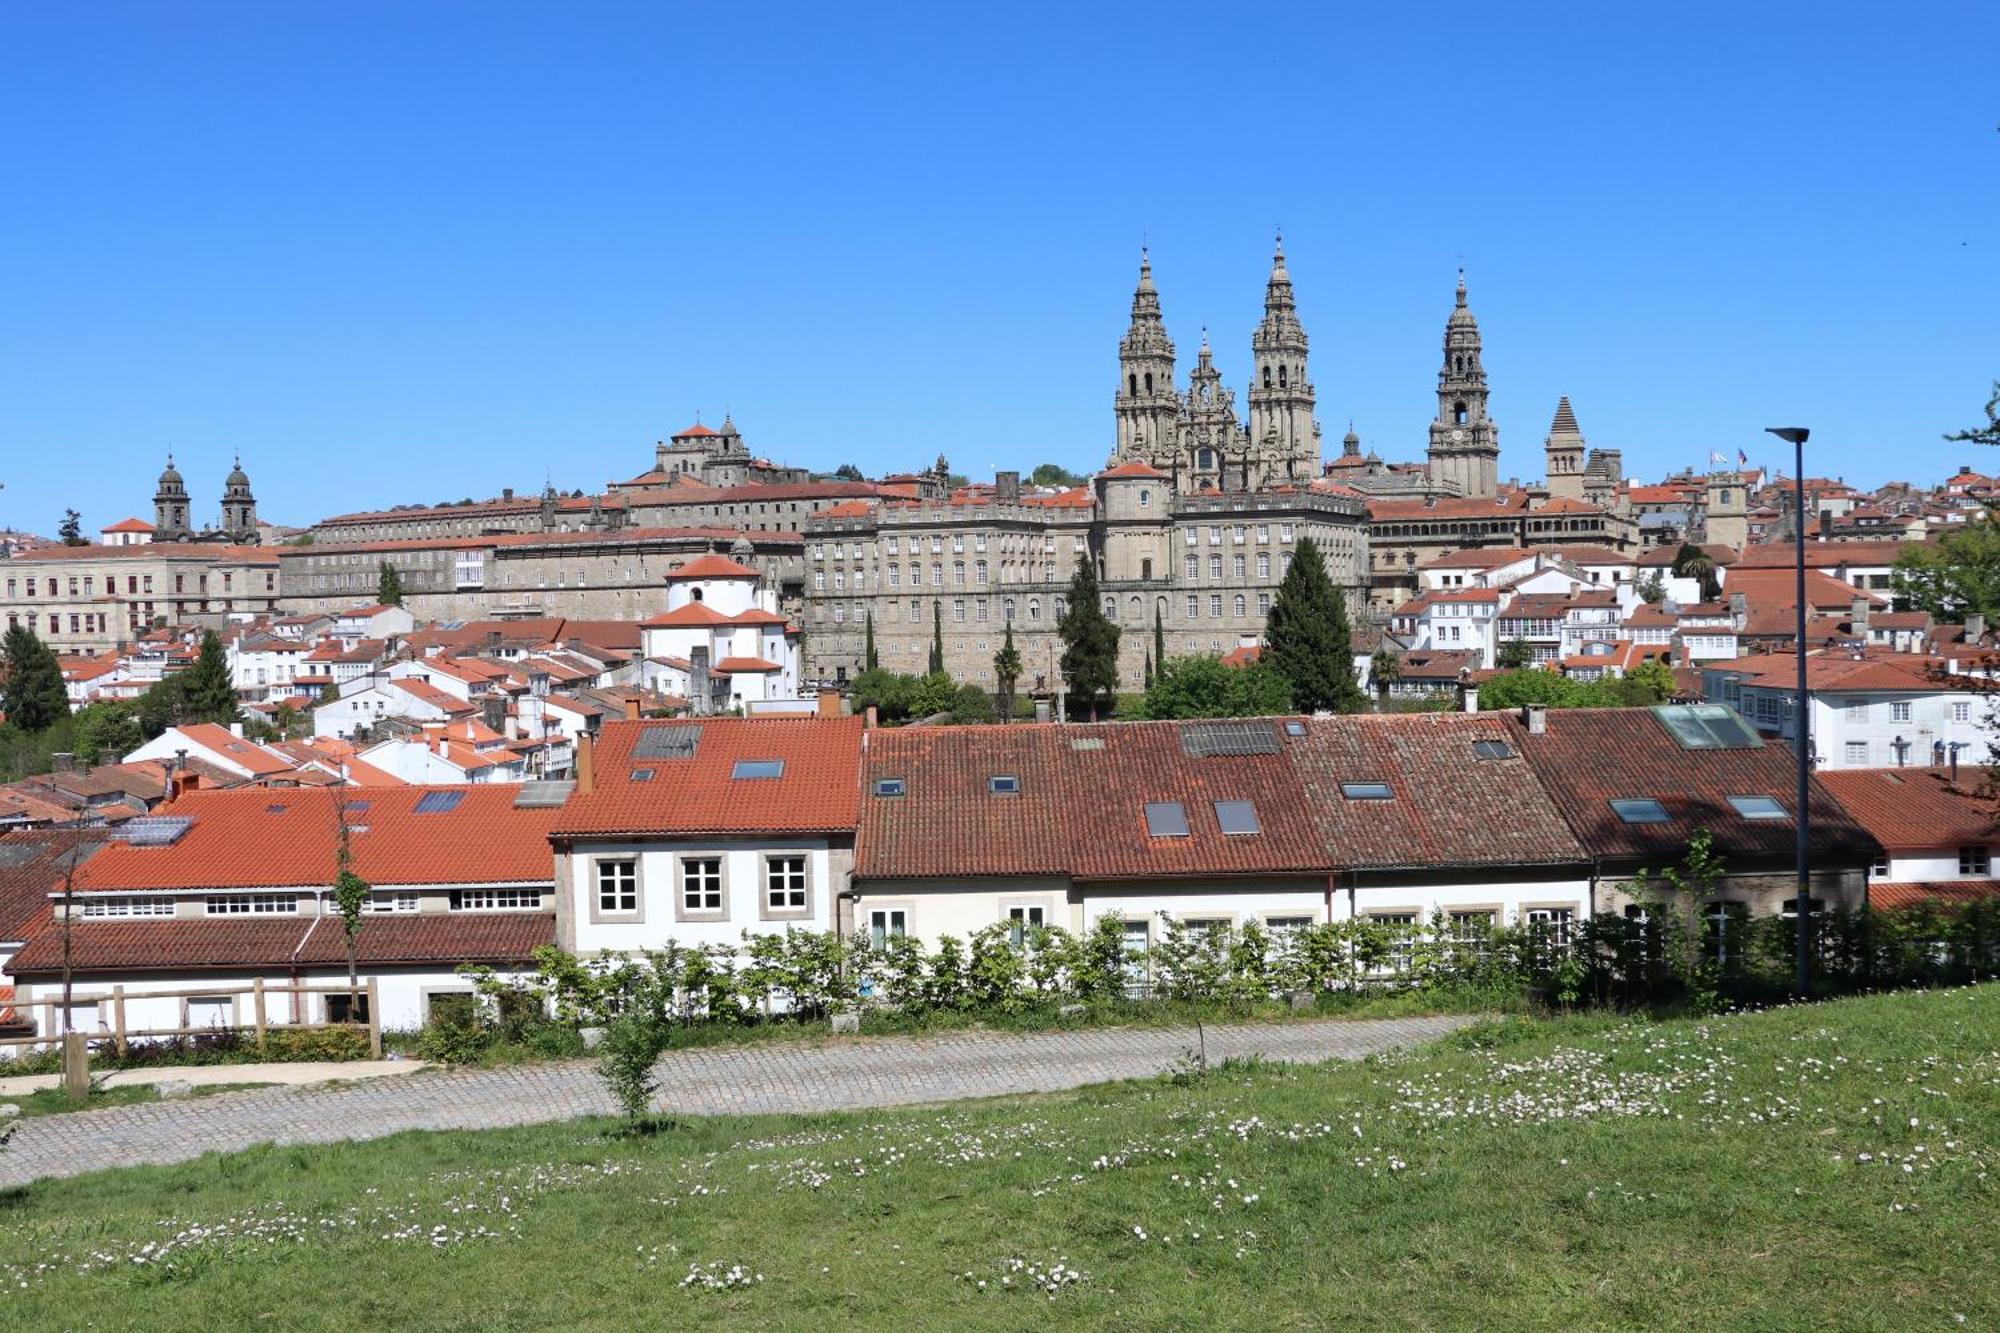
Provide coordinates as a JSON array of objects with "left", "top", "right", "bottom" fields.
[{"left": 3, "top": 978, "right": 382, "bottom": 1059}]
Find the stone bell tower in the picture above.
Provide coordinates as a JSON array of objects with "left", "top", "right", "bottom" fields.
[
  {"left": 1426, "top": 271, "right": 1500, "bottom": 498},
  {"left": 1112, "top": 249, "right": 1181, "bottom": 470},
  {"left": 1246, "top": 236, "right": 1318, "bottom": 485}
]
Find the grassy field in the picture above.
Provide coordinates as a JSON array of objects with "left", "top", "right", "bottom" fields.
[{"left": 1, "top": 988, "right": 1994, "bottom": 1330}]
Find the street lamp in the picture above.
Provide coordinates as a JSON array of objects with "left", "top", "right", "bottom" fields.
[{"left": 1766, "top": 425, "right": 1812, "bottom": 999}]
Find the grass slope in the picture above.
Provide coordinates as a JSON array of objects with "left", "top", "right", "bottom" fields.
[{"left": 2, "top": 988, "right": 1995, "bottom": 1330}]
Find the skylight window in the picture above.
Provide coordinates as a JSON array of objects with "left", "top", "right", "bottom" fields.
[
  {"left": 1471, "top": 739, "right": 1513, "bottom": 760},
  {"left": 629, "top": 768, "right": 655, "bottom": 782},
  {"left": 874, "top": 777, "right": 906, "bottom": 797},
  {"left": 731, "top": 759, "right": 784, "bottom": 780},
  {"left": 1727, "top": 795, "right": 1788, "bottom": 820},
  {"left": 414, "top": 790, "right": 465, "bottom": 815},
  {"left": 265, "top": 803, "right": 288, "bottom": 814},
  {"left": 342, "top": 800, "right": 371, "bottom": 815},
  {"left": 1214, "top": 800, "right": 1260, "bottom": 835},
  {"left": 988, "top": 774, "right": 1020, "bottom": 795},
  {"left": 1609, "top": 798, "right": 1671, "bottom": 824},
  {"left": 1341, "top": 783, "right": 1393, "bottom": 800},
  {"left": 1283, "top": 720, "right": 1306, "bottom": 737},
  {"left": 1144, "top": 801, "right": 1190, "bottom": 837},
  {"left": 1651, "top": 704, "right": 1764, "bottom": 750}
]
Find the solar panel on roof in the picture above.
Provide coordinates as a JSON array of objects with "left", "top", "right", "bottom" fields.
[
  {"left": 513, "top": 780, "right": 575, "bottom": 808},
  {"left": 413, "top": 790, "right": 465, "bottom": 815},
  {"left": 1181, "top": 721, "right": 1281, "bottom": 758},
  {"left": 108, "top": 816, "right": 194, "bottom": 846},
  {"left": 633, "top": 725, "right": 701, "bottom": 760}
]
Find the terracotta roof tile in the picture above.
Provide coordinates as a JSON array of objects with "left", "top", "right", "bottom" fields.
[
  {"left": 1868, "top": 881, "right": 2000, "bottom": 911},
  {"left": 9, "top": 911, "right": 554, "bottom": 976},
  {"left": 1817, "top": 768, "right": 1998, "bottom": 849},
  {"left": 667, "top": 554, "right": 761, "bottom": 580}
]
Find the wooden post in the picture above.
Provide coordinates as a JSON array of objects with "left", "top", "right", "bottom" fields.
[
  {"left": 62, "top": 1032, "right": 89, "bottom": 1103},
  {"left": 111, "top": 986, "right": 128, "bottom": 1059},
  {"left": 253, "top": 978, "right": 267, "bottom": 1045},
  {"left": 366, "top": 976, "right": 381, "bottom": 1058}
]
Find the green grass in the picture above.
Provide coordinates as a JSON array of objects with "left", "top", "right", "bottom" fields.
[{"left": 2, "top": 987, "right": 1996, "bottom": 1330}]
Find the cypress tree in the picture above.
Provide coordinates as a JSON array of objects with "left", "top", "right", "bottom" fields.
[
  {"left": 863, "top": 611, "right": 879, "bottom": 672},
  {"left": 376, "top": 561, "right": 405, "bottom": 606},
  {"left": 1264, "top": 535, "right": 1364, "bottom": 714},
  {"left": 1057, "top": 553, "right": 1119, "bottom": 721},
  {"left": 0, "top": 625, "right": 69, "bottom": 733},
  {"left": 1152, "top": 603, "right": 1166, "bottom": 674},
  {"left": 178, "top": 630, "right": 240, "bottom": 725},
  {"left": 928, "top": 602, "right": 945, "bottom": 675},
  {"left": 992, "top": 623, "right": 1022, "bottom": 723}
]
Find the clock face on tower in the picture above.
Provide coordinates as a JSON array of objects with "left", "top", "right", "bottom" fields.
[{"left": 1452, "top": 428, "right": 1466, "bottom": 443}]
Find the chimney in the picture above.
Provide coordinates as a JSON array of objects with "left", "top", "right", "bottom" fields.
[
  {"left": 575, "top": 730, "right": 595, "bottom": 795},
  {"left": 1462, "top": 686, "right": 1480, "bottom": 714},
  {"left": 623, "top": 695, "right": 642, "bottom": 722},
  {"left": 1851, "top": 596, "right": 1870, "bottom": 636},
  {"left": 169, "top": 770, "right": 200, "bottom": 800},
  {"left": 1034, "top": 698, "right": 1052, "bottom": 725},
  {"left": 229, "top": 721, "right": 244, "bottom": 738},
  {"left": 1729, "top": 591, "right": 1747, "bottom": 619},
  {"left": 50, "top": 752, "right": 76, "bottom": 774},
  {"left": 502, "top": 487, "right": 514, "bottom": 501},
  {"left": 995, "top": 470, "right": 1020, "bottom": 501},
  {"left": 1522, "top": 703, "right": 1548, "bottom": 735},
  {"left": 817, "top": 688, "right": 842, "bottom": 718},
  {"left": 1967, "top": 612, "right": 1986, "bottom": 644},
  {"left": 863, "top": 704, "right": 879, "bottom": 730},
  {"left": 436, "top": 733, "right": 449, "bottom": 757}
]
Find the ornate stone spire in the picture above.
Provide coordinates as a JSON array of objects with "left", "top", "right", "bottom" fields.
[
  {"left": 1248, "top": 233, "right": 1315, "bottom": 482},
  {"left": 1114, "top": 247, "right": 1179, "bottom": 466},
  {"left": 1427, "top": 270, "right": 1500, "bottom": 498}
]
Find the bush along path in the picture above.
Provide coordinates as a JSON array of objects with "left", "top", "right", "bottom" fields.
[{"left": 0, "top": 1012, "right": 1471, "bottom": 1188}]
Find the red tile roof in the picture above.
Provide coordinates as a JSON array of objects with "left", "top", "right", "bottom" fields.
[
  {"left": 390, "top": 678, "right": 478, "bottom": 715},
  {"left": 72, "top": 787, "right": 562, "bottom": 891},
  {"left": 1817, "top": 768, "right": 1997, "bottom": 849},
  {"left": 667, "top": 554, "right": 761, "bottom": 580},
  {"left": 101, "top": 517, "right": 155, "bottom": 533},
  {"left": 554, "top": 716, "right": 864, "bottom": 837},
  {"left": 714, "top": 656, "right": 783, "bottom": 673},
  {"left": 676, "top": 422, "right": 719, "bottom": 437},
  {"left": 1868, "top": 881, "right": 2000, "bottom": 912},
  {"left": 642, "top": 602, "right": 734, "bottom": 627},
  {"left": 1099, "top": 461, "right": 1168, "bottom": 479},
  {"left": 1731, "top": 539, "right": 1924, "bottom": 570},
  {"left": 0, "top": 830, "right": 105, "bottom": 942},
  {"left": 8, "top": 911, "right": 554, "bottom": 976},
  {"left": 174, "top": 724, "right": 297, "bottom": 777}
]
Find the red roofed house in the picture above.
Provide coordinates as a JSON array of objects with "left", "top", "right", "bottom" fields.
[
  {"left": 99, "top": 517, "right": 155, "bottom": 547},
  {"left": 552, "top": 717, "right": 865, "bottom": 967},
  {"left": 1818, "top": 767, "right": 2000, "bottom": 905},
  {"left": 638, "top": 555, "right": 803, "bottom": 712},
  {"left": 1702, "top": 651, "right": 1991, "bottom": 769},
  {"left": 121, "top": 723, "right": 307, "bottom": 782},
  {"left": 6, "top": 786, "right": 561, "bottom": 1034}
]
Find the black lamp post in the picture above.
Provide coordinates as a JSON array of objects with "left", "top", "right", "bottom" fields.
[{"left": 1766, "top": 425, "right": 1812, "bottom": 998}]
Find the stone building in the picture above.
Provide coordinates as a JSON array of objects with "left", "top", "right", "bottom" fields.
[
  {"left": 1, "top": 543, "right": 281, "bottom": 653},
  {"left": 802, "top": 248, "right": 1371, "bottom": 690},
  {"left": 151, "top": 454, "right": 261, "bottom": 544}
]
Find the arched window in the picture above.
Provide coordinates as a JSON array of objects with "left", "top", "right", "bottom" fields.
[
  {"left": 1144, "top": 372, "right": 1153, "bottom": 393},
  {"left": 1028, "top": 598, "right": 1041, "bottom": 621},
  {"left": 1196, "top": 447, "right": 1216, "bottom": 472},
  {"left": 1128, "top": 373, "right": 1137, "bottom": 395},
  {"left": 1129, "top": 595, "right": 1142, "bottom": 619},
  {"left": 1454, "top": 354, "right": 1464, "bottom": 374},
  {"left": 1233, "top": 594, "right": 1247, "bottom": 617},
  {"left": 1262, "top": 365, "right": 1272, "bottom": 388},
  {"left": 691, "top": 587, "right": 704, "bottom": 602},
  {"left": 1277, "top": 364, "right": 1287, "bottom": 388},
  {"left": 1103, "top": 595, "right": 1117, "bottom": 619},
  {"left": 1454, "top": 402, "right": 1468, "bottom": 425},
  {"left": 1004, "top": 598, "right": 1015, "bottom": 622}
]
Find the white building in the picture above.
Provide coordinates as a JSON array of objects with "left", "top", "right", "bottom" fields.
[
  {"left": 1703, "top": 652, "right": 1993, "bottom": 769},
  {"left": 637, "top": 555, "right": 803, "bottom": 713}
]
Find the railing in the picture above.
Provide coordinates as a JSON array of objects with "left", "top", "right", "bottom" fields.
[{"left": 4, "top": 978, "right": 382, "bottom": 1059}]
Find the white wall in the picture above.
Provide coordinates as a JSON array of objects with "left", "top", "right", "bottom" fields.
[{"left": 565, "top": 839, "right": 841, "bottom": 955}]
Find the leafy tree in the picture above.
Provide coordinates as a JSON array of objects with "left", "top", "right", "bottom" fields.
[
  {"left": 928, "top": 602, "right": 945, "bottom": 675},
  {"left": 1263, "top": 536, "right": 1364, "bottom": 714},
  {"left": 908, "top": 670, "right": 959, "bottom": 720},
  {"left": 992, "top": 623, "right": 1022, "bottom": 722},
  {"left": 57, "top": 510, "right": 86, "bottom": 546},
  {"left": 178, "top": 630, "right": 240, "bottom": 725},
  {"left": 1369, "top": 646, "right": 1401, "bottom": 705},
  {"left": 376, "top": 561, "right": 405, "bottom": 606},
  {"left": 1028, "top": 462, "right": 1086, "bottom": 488},
  {"left": 863, "top": 611, "right": 879, "bottom": 672},
  {"left": 1141, "top": 655, "right": 1293, "bottom": 720},
  {"left": 1894, "top": 521, "right": 2000, "bottom": 622},
  {"left": 1056, "top": 553, "right": 1119, "bottom": 720},
  {"left": 849, "top": 668, "right": 912, "bottom": 722},
  {"left": 949, "top": 683, "right": 994, "bottom": 725},
  {"left": 1671, "top": 542, "right": 1721, "bottom": 602},
  {"left": 71, "top": 700, "right": 141, "bottom": 765},
  {"left": 1496, "top": 636, "right": 1535, "bottom": 671},
  {"left": 832, "top": 463, "right": 865, "bottom": 482},
  {"left": 1475, "top": 668, "right": 1592, "bottom": 711},
  {"left": 1636, "top": 570, "right": 1667, "bottom": 605},
  {"left": 1944, "top": 379, "right": 2000, "bottom": 448},
  {"left": 0, "top": 626, "right": 68, "bottom": 733},
  {"left": 1617, "top": 658, "right": 1680, "bottom": 704}
]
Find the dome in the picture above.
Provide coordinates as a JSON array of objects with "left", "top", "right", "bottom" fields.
[
  {"left": 158, "top": 455, "right": 184, "bottom": 487},
  {"left": 226, "top": 459, "right": 251, "bottom": 487}
]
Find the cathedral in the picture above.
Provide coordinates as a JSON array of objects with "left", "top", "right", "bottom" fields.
[{"left": 152, "top": 454, "right": 261, "bottom": 544}]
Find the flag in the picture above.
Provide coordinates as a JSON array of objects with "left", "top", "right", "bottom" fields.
[
  {"left": 1737, "top": 449, "right": 1749, "bottom": 466},
  {"left": 1708, "top": 451, "right": 1726, "bottom": 464}
]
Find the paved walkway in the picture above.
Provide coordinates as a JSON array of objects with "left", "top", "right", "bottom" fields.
[
  {"left": 0, "top": 1059, "right": 432, "bottom": 1098},
  {"left": 0, "top": 1013, "right": 1472, "bottom": 1187}
]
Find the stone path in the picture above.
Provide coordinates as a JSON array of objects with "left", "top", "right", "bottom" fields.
[{"left": 0, "top": 1013, "right": 1473, "bottom": 1187}]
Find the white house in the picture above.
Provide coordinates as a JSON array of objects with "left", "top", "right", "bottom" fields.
[
  {"left": 313, "top": 677, "right": 476, "bottom": 740},
  {"left": 637, "top": 555, "right": 803, "bottom": 712},
  {"left": 332, "top": 604, "right": 415, "bottom": 644},
  {"left": 227, "top": 632, "right": 314, "bottom": 704},
  {"left": 121, "top": 723, "right": 306, "bottom": 782},
  {"left": 1703, "top": 651, "right": 1993, "bottom": 769},
  {"left": 99, "top": 518, "right": 155, "bottom": 547},
  {"left": 358, "top": 720, "right": 536, "bottom": 785}
]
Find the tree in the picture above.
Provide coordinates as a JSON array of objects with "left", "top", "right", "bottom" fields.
[
  {"left": 1496, "top": 637, "right": 1535, "bottom": 671},
  {"left": 1056, "top": 553, "right": 1119, "bottom": 720},
  {"left": 928, "top": 602, "right": 945, "bottom": 675},
  {"left": 57, "top": 510, "right": 86, "bottom": 546},
  {"left": 1636, "top": 570, "right": 1667, "bottom": 605},
  {"left": 908, "top": 670, "right": 959, "bottom": 719},
  {"left": 1671, "top": 543, "right": 1721, "bottom": 602},
  {"left": 1370, "top": 646, "right": 1401, "bottom": 705},
  {"left": 1944, "top": 379, "right": 2000, "bottom": 448},
  {"left": 849, "top": 668, "right": 912, "bottom": 722},
  {"left": 1617, "top": 658, "right": 1680, "bottom": 705},
  {"left": 71, "top": 700, "right": 141, "bottom": 765},
  {"left": 1141, "top": 655, "right": 1292, "bottom": 720},
  {"left": 1894, "top": 521, "right": 2000, "bottom": 622},
  {"left": 993, "top": 623, "right": 1022, "bottom": 723},
  {"left": 1264, "top": 536, "right": 1364, "bottom": 714},
  {"left": 1029, "top": 462, "right": 1086, "bottom": 488},
  {"left": 178, "top": 630, "right": 240, "bottom": 725},
  {"left": 0, "top": 626, "right": 68, "bottom": 733},
  {"left": 832, "top": 463, "right": 865, "bottom": 482},
  {"left": 1153, "top": 603, "right": 1166, "bottom": 675},
  {"left": 376, "top": 560, "right": 405, "bottom": 606},
  {"left": 863, "top": 611, "right": 879, "bottom": 673},
  {"left": 331, "top": 799, "right": 371, "bottom": 1029}
]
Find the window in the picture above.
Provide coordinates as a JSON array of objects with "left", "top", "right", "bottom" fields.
[
  {"left": 1958, "top": 845, "right": 1989, "bottom": 875},
  {"left": 868, "top": 907, "right": 908, "bottom": 948},
  {"left": 1844, "top": 701, "right": 1867, "bottom": 721},
  {"left": 1954, "top": 700, "right": 1972, "bottom": 722},
  {"left": 1186, "top": 594, "right": 1200, "bottom": 618},
  {"left": 1144, "top": 801, "right": 1190, "bottom": 836},
  {"left": 1890, "top": 701, "right": 1912, "bottom": 722},
  {"left": 731, "top": 759, "right": 784, "bottom": 780},
  {"left": 1209, "top": 594, "right": 1223, "bottom": 617},
  {"left": 1006, "top": 904, "right": 1046, "bottom": 948},
  {"left": 1844, "top": 740, "right": 1869, "bottom": 765},
  {"left": 1372, "top": 913, "right": 1418, "bottom": 972},
  {"left": 1608, "top": 798, "right": 1671, "bottom": 824},
  {"left": 1871, "top": 849, "right": 1890, "bottom": 877},
  {"left": 362, "top": 891, "right": 420, "bottom": 913},
  {"left": 874, "top": 777, "right": 906, "bottom": 797},
  {"left": 1727, "top": 795, "right": 1788, "bottom": 820},
  {"left": 1470, "top": 739, "right": 1513, "bottom": 760},
  {"left": 1704, "top": 901, "right": 1747, "bottom": 963},
  {"left": 1209, "top": 555, "right": 1223, "bottom": 580},
  {"left": 1525, "top": 907, "right": 1574, "bottom": 945},
  {"left": 1122, "top": 919, "right": 1151, "bottom": 988},
  {"left": 206, "top": 894, "right": 298, "bottom": 915},
  {"left": 78, "top": 896, "right": 174, "bottom": 918},
  {"left": 325, "top": 993, "right": 371, "bottom": 1024},
  {"left": 766, "top": 855, "right": 808, "bottom": 914},
  {"left": 1213, "top": 800, "right": 1260, "bottom": 835},
  {"left": 1264, "top": 915, "right": 1312, "bottom": 940},
  {"left": 596, "top": 859, "right": 638, "bottom": 914},
  {"left": 450, "top": 888, "right": 540, "bottom": 911},
  {"left": 187, "top": 996, "right": 232, "bottom": 1030},
  {"left": 681, "top": 857, "right": 723, "bottom": 913},
  {"left": 1341, "top": 782, "right": 1392, "bottom": 800},
  {"left": 1256, "top": 552, "right": 1270, "bottom": 578},
  {"left": 1185, "top": 554, "right": 1200, "bottom": 580},
  {"left": 988, "top": 774, "right": 1020, "bottom": 794}
]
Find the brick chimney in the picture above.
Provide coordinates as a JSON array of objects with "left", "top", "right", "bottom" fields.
[
  {"left": 1850, "top": 595, "right": 1870, "bottom": 637},
  {"left": 575, "top": 731, "right": 595, "bottom": 795}
]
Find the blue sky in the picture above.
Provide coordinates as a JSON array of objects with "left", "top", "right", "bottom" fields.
[{"left": 1, "top": 3, "right": 1995, "bottom": 533}]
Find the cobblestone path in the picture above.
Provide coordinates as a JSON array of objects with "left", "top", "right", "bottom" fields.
[{"left": 0, "top": 1012, "right": 1473, "bottom": 1187}]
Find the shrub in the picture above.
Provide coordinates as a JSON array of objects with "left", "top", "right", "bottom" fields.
[{"left": 597, "top": 1012, "right": 669, "bottom": 1123}]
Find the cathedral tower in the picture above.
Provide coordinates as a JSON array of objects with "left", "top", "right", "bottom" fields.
[
  {"left": 1112, "top": 250, "right": 1180, "bottom": 466},
  {"left": 1246, "top": 237, "right": 1318, "bottom": 483},
  {"left": 1543, "top": 397, "right": 1586, "bottom": 501},
  {"left": 220, "top": 455, "right": 258, "bottom": 542},
  {"left": 1426, "top": 271, "right": 1500, "bottom": 498},
  {"left": 153, "top": 454, "right": 190, "bottom": 541}
]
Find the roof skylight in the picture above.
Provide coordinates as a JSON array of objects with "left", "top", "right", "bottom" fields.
[
  {"left": 731, "top": 759, "right": 784, "bottom": 780},
  {"left": 988, "top": 775, "right": 1020, "bottom": 795},
  {"left": 414, "top": 790, "right": 465, "bottom": 815},
  {"left": 1214, "top": 800, "right": 1261, "bottom": 835},
  {"left": 1341, "top": 782, "right": 1393, "bottom": 800},
  {"left": 1651, "top": 704, "right": 1764, "bottom": 750},
  {"left": 1609, "top": 797, "right": 1671, "bottom": 824},
  {"left": 1144, "top": 801, "right": 1190, "bottom": 837},
  {"left": 874, "top": 777, "right": 906, "bottom": 797},
  {"left": 1727, "top": 795, "right": 1788, "bottom": 820}
]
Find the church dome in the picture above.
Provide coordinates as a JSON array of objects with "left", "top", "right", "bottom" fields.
[
  {"left": 226, "top": 459, "right": 251, "bottom": 488},
  {"left": 158, "top": 456, "right": 184, "bottom": 487}
]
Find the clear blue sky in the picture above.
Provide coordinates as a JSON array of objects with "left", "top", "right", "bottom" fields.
[{"left": 1, "top": 3, "right": 1995, "bottom": 533}]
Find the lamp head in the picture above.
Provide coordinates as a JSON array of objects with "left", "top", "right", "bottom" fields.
[{"left": 1765, "top": 426, "right": 1810, "bottom": 446}]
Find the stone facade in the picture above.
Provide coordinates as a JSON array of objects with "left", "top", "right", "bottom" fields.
[
  {"left": 1425, "top": 273, "right": 1500, "bottom": 499},
  {"left": 1, "top": 545, "right": 281, "bottom": 653}
]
